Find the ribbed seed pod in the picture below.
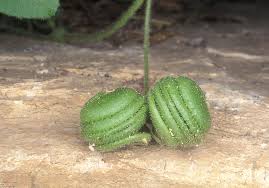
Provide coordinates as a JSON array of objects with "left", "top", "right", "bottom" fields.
[
  {"left": 148, "top": 76, "right": 211, "bottom": 148},
  {"left": 80, "top": 88, "right": 151, "bottom": 152}
]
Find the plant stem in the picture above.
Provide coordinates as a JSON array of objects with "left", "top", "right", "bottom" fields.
[
  {"left": 67, "top": 0, "right": 145, "bottom": 42},
  {"left": 143, "top": 0, "right": 152, "bottom": 94},
  {"left": 5, "top": 0, "right": 145, "bottom": 43}
]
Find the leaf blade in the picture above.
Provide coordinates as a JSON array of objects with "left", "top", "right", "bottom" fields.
[{"left": 0, "top": 0, "right": 59, "bottom": 19}]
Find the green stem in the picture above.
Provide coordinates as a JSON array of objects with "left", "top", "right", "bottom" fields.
[
  {"left": 67, "top": 0, "right": 145, "bottom": 42},
  {"left": 143, "top": 0, "right": 152, "bottom": 94},
  {"left": 96, "top": 132, "right": 152, "bottom": 152},
  {"left": 3, "top": 0, "right": 144, "bottom": 43}
]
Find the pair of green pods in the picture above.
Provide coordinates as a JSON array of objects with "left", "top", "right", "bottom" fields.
[{"left": 80, "top": 76, "right": 211, "bottom": 152}]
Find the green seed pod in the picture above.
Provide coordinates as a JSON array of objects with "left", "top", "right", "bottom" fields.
[
  {"left": 80, "top": 88, "right": 151, "bottom": 152},
  {"left": 148, "top": 76, "right": 211, "bottom": 148}
]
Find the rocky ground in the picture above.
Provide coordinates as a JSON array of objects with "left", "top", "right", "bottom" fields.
[{"left": 0, "top": 2, "right": 269, "bottom": 187}]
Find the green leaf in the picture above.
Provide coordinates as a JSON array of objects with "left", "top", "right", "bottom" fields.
[{"left": 0, "top": 0, "right": 59, "bottom": 19}]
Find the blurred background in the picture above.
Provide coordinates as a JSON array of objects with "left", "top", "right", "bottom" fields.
[{"left": 0, "top": 0, "right": 266, "bottom": 45}]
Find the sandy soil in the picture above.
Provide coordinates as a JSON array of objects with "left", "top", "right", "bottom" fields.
[{"left": 0, "top": 2, "right": 269, "bottom": 187}]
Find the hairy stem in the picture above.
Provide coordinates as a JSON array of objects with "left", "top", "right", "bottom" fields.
[{"left": 143, "top": 0, "right": 152, "bottom": 94}]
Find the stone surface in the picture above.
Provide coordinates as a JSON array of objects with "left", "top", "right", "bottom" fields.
[{"left": 0, "top": 3, "right": 269, "bottom": 187}]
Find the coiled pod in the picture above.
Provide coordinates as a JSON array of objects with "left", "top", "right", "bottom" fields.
[
  {"left": 80, "top": 88, "right": 151, "bottom": 152},
  {"left": 148, "top": 76, "right": 211, "bottom": 148}
]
